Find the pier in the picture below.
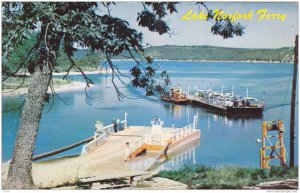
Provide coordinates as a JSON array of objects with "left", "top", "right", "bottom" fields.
[
  {"left": 2, "top": 113, "right": 200, "bottom": 188},
  {"left": 81, "top": 114, "right": 200, "bottom": 161},
  {"left": 79, "top": 113, "right": 200, "bottom": 183}
]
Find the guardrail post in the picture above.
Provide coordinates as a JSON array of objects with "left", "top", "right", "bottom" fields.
[
  {"left": 180, "top": 129, "right": 183, "bottom": 140},
  {"left": 124, "top": 112, "right": 128, "bottom": 129},
  {"left": 124, "top": 142, "right": 130, "bottom": 161},
  {"left": 193, "top": 115, "right": 197, "bottom": 131},
  {"left": 146, "top": 135, "right": 150, "bottom": 144},
  {"left": 193, "top": 147, "right": 196, "bottom": 164},
  {"left": 81, "top": 146, "right": 86, "bottom": 156}
]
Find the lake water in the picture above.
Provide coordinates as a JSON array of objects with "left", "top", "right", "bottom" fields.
[{"left": 2, "top": 61, "right": 298, "bottom": 169}]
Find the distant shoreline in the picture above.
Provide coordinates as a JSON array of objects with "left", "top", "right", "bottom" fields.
[
  {"left": 2, "top": 60, "right": 291, "bottom": 97},
  {"left": 111, "top": 59, "right": 292, "bottom": 64},
  {"left": 52, "top": 71, "right": 104, "bottom": 76}
]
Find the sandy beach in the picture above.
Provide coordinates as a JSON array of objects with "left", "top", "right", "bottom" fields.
[
  {"left": 52, "top": 70, "right": 107, "bottom": 76},
  {"left": 1, "top": 69, "right": 110, "bottom": 97},
  {"left": 2, "top": 81, "right": 90, "bottom": 97}
]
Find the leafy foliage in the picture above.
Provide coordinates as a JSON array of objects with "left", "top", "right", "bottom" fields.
[
  {"left": 137, "top": 2, "right": 178, "bottom": 35},
  {"left": 55, "top": 51, "right": 100, "bottom": 72},
  {"left": 2, "top": 2, "right": 180, "bottom": 99},
  {"left": 211, "top": 19, "right": 244, "bottom": 39},
  {"left": 1, "top": 2, "right": 247, "bottom": 189},
  {"left": 3, "top": 32, "right": 37, "bottom": 73},
  {"left": 2, "top": 2, "right": 246, "bottom": 99},
  {"left": 196, "top": 2, "right": 245, "bottom": 39}
]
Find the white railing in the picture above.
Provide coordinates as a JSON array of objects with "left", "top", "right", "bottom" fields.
[
  {"left": 195, "top": 97, "right": 225, "bottom": 109},
  {"left": 82, "top": 121, "right": 127, "bottom": 156},
  {"left": 81, "top": 113, "right": 128, "bottom": 156},
  {"left": 81, "top": 133, "right": 106, "bottom": 156},
  {"left": 124, "top": 115, "right": 199, "bottom": 161},
  {"left": 94, "top": 120, "right": 127, "bottom": 137},
  {"left": 124, "top": 136, "right": 149, "bottom": 160},
  {"left": 150, "top": 135, "right": 163, "bottom": 145},
  {"left": 171, "top": 117, "right": 197, "bottom": 143}
]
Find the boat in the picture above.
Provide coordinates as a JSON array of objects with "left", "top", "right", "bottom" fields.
[
  {"left": 190, "top": 88, "right": 264, "bottom": 115},
  {"left": 161, "top": 88, "right": 190, "bottom": 105}
]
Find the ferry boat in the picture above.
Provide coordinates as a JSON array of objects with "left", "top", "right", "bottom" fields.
[
  {"left": 161, "top": 87, "right": 190, "bottom": 105},
  {"left": 191, "top": 88, "right": 264, "bottom": 115}
]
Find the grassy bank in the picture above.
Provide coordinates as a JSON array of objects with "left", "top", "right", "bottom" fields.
[
  {"left": 2, "top": 76, "right": 71, "bottom": 90},
  {"left": 156, "top": 165, "right": 298, "bottom": 189}
]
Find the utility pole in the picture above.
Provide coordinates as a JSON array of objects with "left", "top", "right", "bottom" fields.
[{"left": 290, "top": 35, "right": 298, "bottom": 168}]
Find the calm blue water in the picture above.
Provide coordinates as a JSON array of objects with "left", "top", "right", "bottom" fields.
[{"left": 2, "top": 61, "right": 298, "bottom": 169}]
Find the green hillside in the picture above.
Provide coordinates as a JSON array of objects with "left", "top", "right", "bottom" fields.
[
  {"left": 4, "top": 38, "right": 294, "bottom": 75},
  {"left": 142, "top": 45, "right": 294, "bottom": 62},
  {"left": 84, "top": 45, "right": 293, "bottom": 62}
]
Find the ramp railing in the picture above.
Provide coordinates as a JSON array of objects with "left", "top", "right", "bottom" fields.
[{"left": 81, "top": 113, "right": 128, "bottom": 156}]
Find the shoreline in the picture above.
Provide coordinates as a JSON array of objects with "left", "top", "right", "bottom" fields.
[
  {"left": 2, "top": 81, "right": 90, "bottom": 97},
  {"left": 2, "top": 158, "right": 297, "bottom": 190},
  {"left": 110, "top": 59, "right": 293, "bottom": 64},
  {"left": 52, "top": 70, "right": 106, "bottom": 76},
  {"left": 2, "top": 59, "right": 291, "bottom": 97}
]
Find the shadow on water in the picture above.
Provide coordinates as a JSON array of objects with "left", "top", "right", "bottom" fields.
[
  {"left": 127, "top": 139, "right": 200, "bottom": 171},
  {"left": 161, "top": 102, "right": 263, "bottom": 121}
]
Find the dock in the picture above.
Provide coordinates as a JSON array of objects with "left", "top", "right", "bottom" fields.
[
  {"left": 79, "top": 113, "right": 200, "bottom": 183},
  {"left": 1, "top": 113, "right": 200, "bottom": 189}
]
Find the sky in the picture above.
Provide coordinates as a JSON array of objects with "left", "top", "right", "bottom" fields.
[{"left": 109, "top": 2, "right": 299, "bottom": 49}]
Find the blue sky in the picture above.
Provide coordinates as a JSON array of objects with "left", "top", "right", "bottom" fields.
[{"left": 109, "top": 2, "right": 299, "bottom": 48}]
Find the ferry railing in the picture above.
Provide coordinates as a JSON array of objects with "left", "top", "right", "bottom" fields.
[
  {"left": 208, "top": 98, "right": 225, "bottom": 108},
  {"left": 81, "top": 117, "right": 127, "bottom": 156},
  {"left": 93, "top": 119, "right": 127, "bottom": 137},
  {"left": 124, "top": 115, "right": 198, "bottom": 160},
  {"left": 195, "top": 96, "right": 226, "bottom": 109},
  {"left": 81, "top": 133, "right": 107, "bottom": 156},
  {"left": 126, "top": 136, "right": 147, "bottom": 159},
  {"left": 171, "top": 123, "right": 195, "bottom": 142}
]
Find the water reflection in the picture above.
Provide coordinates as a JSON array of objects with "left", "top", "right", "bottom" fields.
[
  {"left": 2, "top": 61, "right": 298, "bottom": 166},
  {"left": 127, "top": 140, "right": 200, "bottom": 172},
  {"left": 161, "top": 102, "right": 262, "bottom": 130}
]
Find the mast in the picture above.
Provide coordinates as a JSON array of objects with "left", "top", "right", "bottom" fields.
[
  {"left": 221, "top": 84, "right": 224, "bottom": 95},
  {"left": 290, "top": 35, "right": 298, "bottom": 168}
]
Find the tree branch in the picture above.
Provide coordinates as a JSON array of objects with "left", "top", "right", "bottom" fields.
[{"left": 65, "top": 54, "right": 94, "bottom": 103}]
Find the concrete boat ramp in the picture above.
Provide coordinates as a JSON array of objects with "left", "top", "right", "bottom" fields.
[{"left": 2, "top": 114, "right": 200, "bottom": 188}]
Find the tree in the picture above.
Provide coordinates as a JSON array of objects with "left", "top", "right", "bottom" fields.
[{"left": 2, "top": 2, "right": 244, "bottom": 189}]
